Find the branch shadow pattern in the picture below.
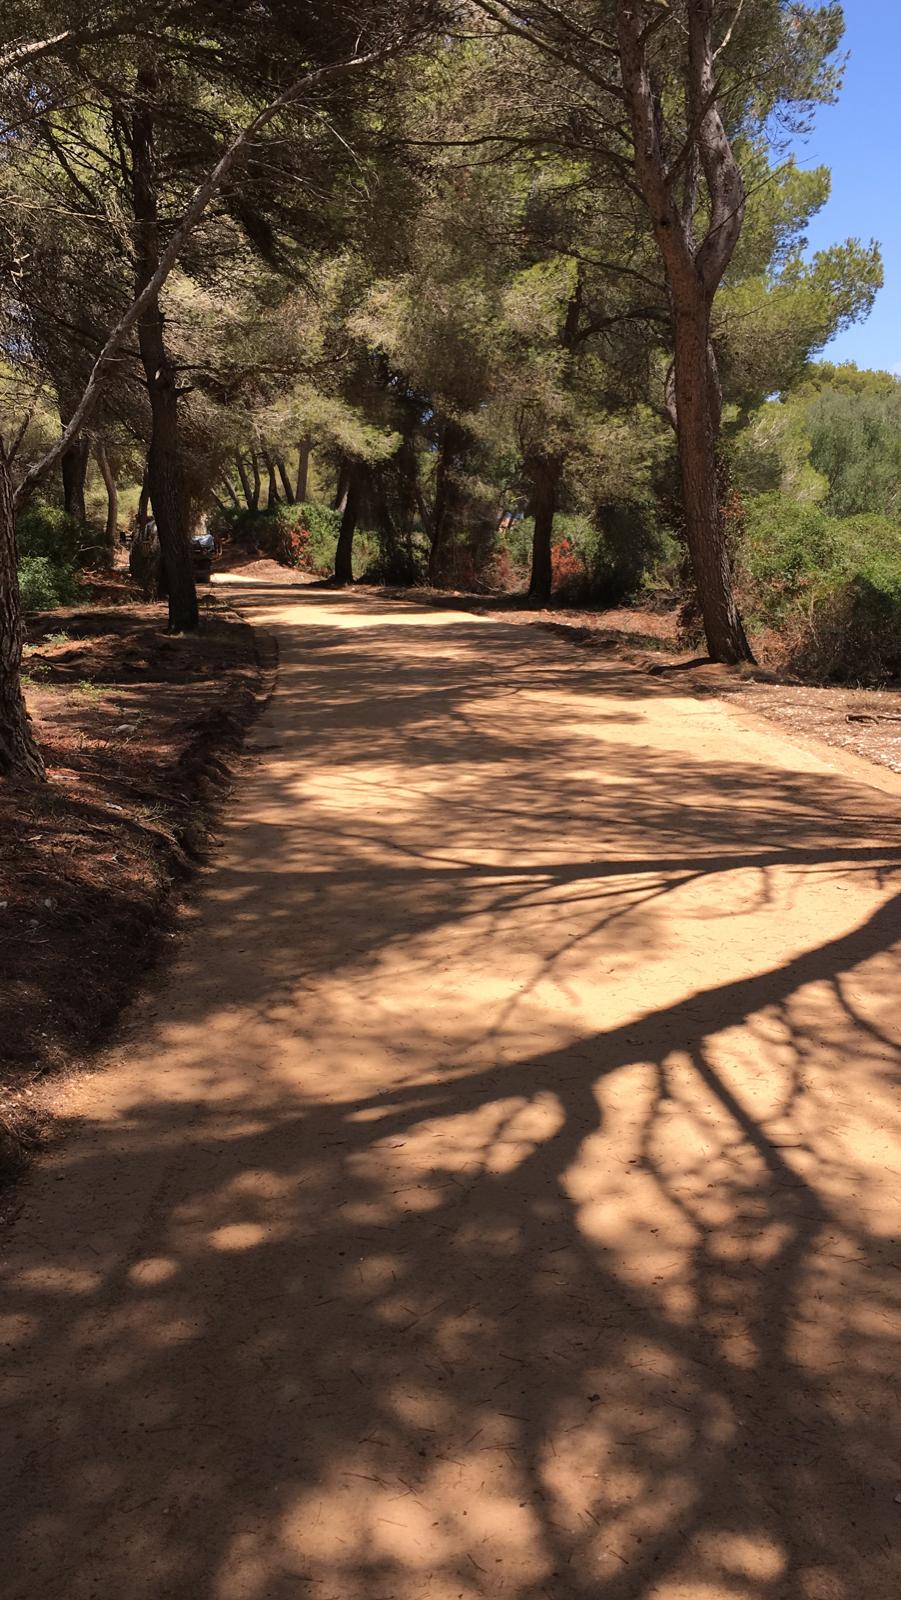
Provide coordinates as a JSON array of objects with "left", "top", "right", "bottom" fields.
[{"left": 2, "top": 588, "right": 900, "bottom": 1600}]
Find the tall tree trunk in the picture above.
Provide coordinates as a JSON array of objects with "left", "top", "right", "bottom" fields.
[
  {"left": 94, "top": 440, "right": 118, "bottom": 557},
  {"left": 524, "top": 275, "right": 577, "bottom": 601},
  {"left": 221, "top": 475, "right": 240, "bottom": 507},
  {"left": 295, "top": 437, "right": 311, "bottom": 504},
  {"left": 132, "top": 67, "right": 197, "bottom": 632},
  {"left": 428, "top": 419, "right": 465, "bottom": 586},
  {"left": 275, "top": 456, "right": 294, "bottom": 503},
  {"left": 672, "top": 306, "right": 752, "bottom": 660},
  {"left": 263, "top": 451, "right": 280, "bottom": 509},
  {"left": 0, "top": 450, "right": 44, "bottom": 780},
  {"left": 526, "top": 454, "right": 562, "bottom": 601},
  {"left": 332, "top": 463, "right": 361, "bottom": 585},
  {"left": 61, "top": 435, "right": 90, "bottom": 522},
  {"left": 616, "top": 0, "right": 753, "bottom": 664},
  {"left": 234, "top": 453, "right": 254, "bottom": 509},
  {"left": 333, "top": 459, "right": 351, "bottom": 514},
  {"left": 249, "top": 450, "right": 262, "bottom": 511}
]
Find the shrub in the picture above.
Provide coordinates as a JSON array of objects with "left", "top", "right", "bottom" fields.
[
  {"left": 592, "top": 500, "right": 674, "bottom": 605},
  {"left": 256, "top": 515, "right": 313, "bottom": 569},
  {"left": 17, "top": 502, "right": 87, "bottom": 566},
  {"left": 502, "top": 516, "right": 536, "bottom": 572},
  {"left": 485, "top": 544, "right": 518, "bottom": 591},
  {"left": 740, "top": 491, "right": 901, "bottom": 680},
  {"left": 18, "top": 556, "right": 81, "bottom": 611},
  {"left": 359, "top": 534, "right": 426, "bottom": 586},
  {"left": 783, "top": 571, "right": 901, "bottom": 683},
  {"left": 221, "top": 502, "right": 341, "bottom": 573},
  {"left": 551, "top": 536, "right": 592, "bottom": 598},
  {"left": 742, "top": 494, "right": 840, "bottom": 624},
  {"left": 295, "top": 501, "right": 341, "bottom": 569},
  {"left": 497, "top": 504, "right": 671, "bottom": 604}
]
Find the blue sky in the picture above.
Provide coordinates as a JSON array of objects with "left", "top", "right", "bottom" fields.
[{"left": 795, "top": 0, "right": 901, "bottom": 372}]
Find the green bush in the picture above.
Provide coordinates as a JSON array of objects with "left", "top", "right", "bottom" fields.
[
  {"left": 359, "top": 532, "right": 427, "bottom": 586},
  {"left": 788, "top": 571, "right": 901, "bottom": 682},
  {"left": 505, "top": 505, "right": 672, "bottom": 605},
  {"left": 741, "top": 491, "right": 901, "bottom": 680},
  {"left": 501, "top": 516, "right": 534, "bottom": 571},
  {"left": 742, "top": 495, "right": 840, "bottom": 623},
  {"left": 592, "top": 500, "right": 675, "bottom": 605},
  {"left": 808, "top": 386, "right": 901, "bottom": 519},
  {"left": 295, "top": 501, "right": 341, "bottom": 569},
  {"left": 835, "top": 513, "right": 901, "bottom": 572},
  {"left": 17, "top": 503, "right": 86, "bottom": 566},
  {"left": 219, "top": 502, "right": 340, "bottom": 573},
  {"left": 18, "top": 555, "right": 81, "bottom": 611}
]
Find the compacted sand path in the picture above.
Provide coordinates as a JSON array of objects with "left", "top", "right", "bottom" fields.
[{"left": 3, "top": 583, "right": 900, "bottom": 1600}]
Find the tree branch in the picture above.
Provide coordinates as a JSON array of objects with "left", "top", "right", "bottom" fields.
[
  {"left": 469, "top": 0, "right": 623, "bottom": 100},
  {"left": 13, "top": 42, "right": 399, "bottom": 507},
  {"left": 714, "top": 0, "right": 745, "bottom": 62}
]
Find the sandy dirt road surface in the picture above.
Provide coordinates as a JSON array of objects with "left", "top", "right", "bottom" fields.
[{"left": 2, "top": 582, "right": 900, "bottom": 1600}]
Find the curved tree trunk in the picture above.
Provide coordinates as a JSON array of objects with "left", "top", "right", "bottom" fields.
[
  {"left": 94, "top": 440, "right": 118, "bottom": 557},
  {"left": 234, "top": 453, "right": 255, "bottom": 509},
  {"left": 132, "top": 67, "right": 197, "bottom": 632},
  {"left": 276, "top": 456, "right": 294, "bottom": 503},
  {"left": 333, "top": 459, "right": 351, "bottom": 514},
  {"left": 0, "top": 450, "right": 44, "bottom": 780},
  {"left": 332, "top": 463, "right": 361, "bottom": 586}
]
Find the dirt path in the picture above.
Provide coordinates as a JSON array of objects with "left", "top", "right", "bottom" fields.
[{"left": 3, "top": 583, "right": 900, "bottom": 1600}]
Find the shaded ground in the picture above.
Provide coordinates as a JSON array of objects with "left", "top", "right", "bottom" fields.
[
  {"left": 376, "top": 585, "right": 901, "bottom": 778},
  {"left": 2, "top": 582, "right": 900, "bottom": 1600},
  {"left": 0, "top": 597, "right": 269, "bottom": 1178}
]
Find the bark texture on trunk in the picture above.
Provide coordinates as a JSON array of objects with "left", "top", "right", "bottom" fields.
[
  {"left": 0, "top": 451, "right": 44, "bottom": 780},
  {"left": 234, "top": 453, "right": 255, "bottom": 510},
  {"left": 132, "top": 68, "right": 197, "bottom": 632},
  {"left": 673, "top": 308, "right": 752, "bottom": 661},
  {"left": 332, "top": 463, "right": 361, "bottom": 586},
  {"left": 276, "top": 456, "right": 294, "bottom": 503},
  {"left": 526, "top": 455, "right": 562, "bottom": 601},
  {"left": 95, "top": 441, "right": 118, "bottom": 555},
  {"left": 616, "top": 0, "right": 754, "bottom": 664},
  {"left": 61, "top": 435, "right": 90, "bottom": 523},
  {"left": 295, "top": 438, "right": 311, "bottom": 504},
  {"left": 264, "top": 452, "right": 280, "bottom": 509}
]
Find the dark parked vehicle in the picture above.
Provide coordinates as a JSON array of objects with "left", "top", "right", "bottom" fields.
[{"left": 191, "top": 530, "right": 217, "bottom": 583}]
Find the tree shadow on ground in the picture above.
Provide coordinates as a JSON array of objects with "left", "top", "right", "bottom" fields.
[{"left": 2, "top": 588, "right": 899, "bottom": 1600}]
